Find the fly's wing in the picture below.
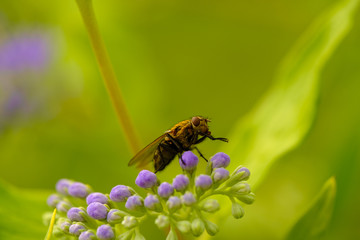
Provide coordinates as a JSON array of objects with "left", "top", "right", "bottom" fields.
[{"left": 128, "top": 134, "right": 166, "bottom": 168}]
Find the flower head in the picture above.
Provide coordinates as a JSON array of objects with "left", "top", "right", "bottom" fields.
[
  {"left": 210, "top": 152, "right": 230, "bottom": 168},
  {"left": 46, "top": 151, "right": 254, "bottom": 239},
  {"left": 158, "top": 182, "right": 174, "bottom": 198},
  {"left": 135, "top": 170, "right": 157, "bottom": 188},
  {"left": 109, "top": 185, "right": 131, "bottom": 202},
  {"left": 87, "top": 202, "right": 108, "bottom": 220},
  {"left": 179, "top": 151, "right": 199, "bottom": 171}
]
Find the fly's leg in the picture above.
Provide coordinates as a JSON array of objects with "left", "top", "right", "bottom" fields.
[
  {"left": 194, "top": 146, "right": 208, "bottom": 162},
  {"left": 206, "top": 134, "right": 228, "bottom": 142},
  {"left": 194, "top": 135, "right": 207, "bottom": 144}
]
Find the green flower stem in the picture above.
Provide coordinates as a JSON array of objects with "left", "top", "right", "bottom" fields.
[
  {"left": 44, "top": 208, "right": 57, "bottom": 240},
  {"left": 75, "top": 0, "right": 140, "bottom": 154}
]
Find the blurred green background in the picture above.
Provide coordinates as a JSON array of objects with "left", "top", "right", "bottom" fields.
[{"left": 1, "top": 0, "right": 360, "bottom": 239}]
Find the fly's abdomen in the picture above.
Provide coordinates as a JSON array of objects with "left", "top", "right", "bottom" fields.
[{"left": 154, "top": 141, "right": 178, "bottom": 172}]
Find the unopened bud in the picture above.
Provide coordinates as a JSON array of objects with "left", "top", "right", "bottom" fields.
[{"left": 191, "top": 218, "right": 205, "bottom": 237}]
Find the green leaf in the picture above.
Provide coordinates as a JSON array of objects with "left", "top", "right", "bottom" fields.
[
  {"left": 286, "top": 177, "right": 337, "bottom": 240},
  {"left": 224, "top": 0, "right": 359, "bottom": 189},
  {"left": 0, "top": 179, "right": 50, "bottom": 240}
]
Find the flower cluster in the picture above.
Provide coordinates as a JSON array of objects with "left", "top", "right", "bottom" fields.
[{"left": 44, "top": 151, "right": 254, "bottom": 239}]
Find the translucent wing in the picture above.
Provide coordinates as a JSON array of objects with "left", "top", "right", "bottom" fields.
[{"left": 128, "top": 134, "right": 166, "bottom": 168}]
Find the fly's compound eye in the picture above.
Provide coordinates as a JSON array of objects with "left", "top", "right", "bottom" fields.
[{"left": 191, "top": 116, "right": 201, "bottom": 127}]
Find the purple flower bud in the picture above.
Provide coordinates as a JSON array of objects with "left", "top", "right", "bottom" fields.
[
  {"left": 86, "top": 192, "right": 108, "bottom": 205},
  {"left": 47, "top": 194, "right": 61, "bottom": 208},
  {"left": 68, "top": 182, "right": 91, "bottom": 198},
  {"left": 235, "top": 167, "right": 250, "bottom": 180},
  {"left": 158, "top": 182, "right": 174, "bottom": 198},
  {"left": 213, "top": 168, "right": 230, "bottom": 183},
  {"left": 67, "top": 207, "right": 85, "bottom": 222},
  {"left": 195, "top": 175, "right": 212, "bottom": 190},
  {"left": 125, "top": 195, "right": 143, "bottom": 211},
  {"left": 87, "top": 202, "right": 108, "bottom": 220},
  {"left": 69, "top": 223, "right": 86, "bottom": 236},
  {"left": 182, "top": 192, "right": 196, "bottom": 206},
  {"left": 56, "top": 179, "right": 73, "bottom": 195},
  {"left": 79, "top": 230, "right": 96, "bottom": 240},
  {"left": 179, "top": 151, "right": 198, "bottom": 171},
  {"left": 172, "top": 174, "right": 189, "bottom": 192},
  {"left": 60, "top": 220, "right": 71, "bottom": 233},
  {"left": 97, "top": 225, "right": 114, "bottom": 240},
  {"left": 166, "top": 196, "right": 181, "bottom": 211},
  {"left": 56, "top": 201, "right": 72, "bottom": 213},
  {"left": 210, "top": 152, "right": 230, "bottom": 168},
  {"left": 109, "top": 185, "right": 132, "bottom": 202},
  {"left": 144, "top": 194, "right": 162, "bottom": 211},
  {"left": 135, "top": 170, "right": 158, "bottom": 188},
  {"left": 107, "top": 209, "right": 126, "bottom": 224}
]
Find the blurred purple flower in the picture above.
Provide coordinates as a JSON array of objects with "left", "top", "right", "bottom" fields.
[{"left": 0, "top": 31, "right": 51, "bottom": 72}]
